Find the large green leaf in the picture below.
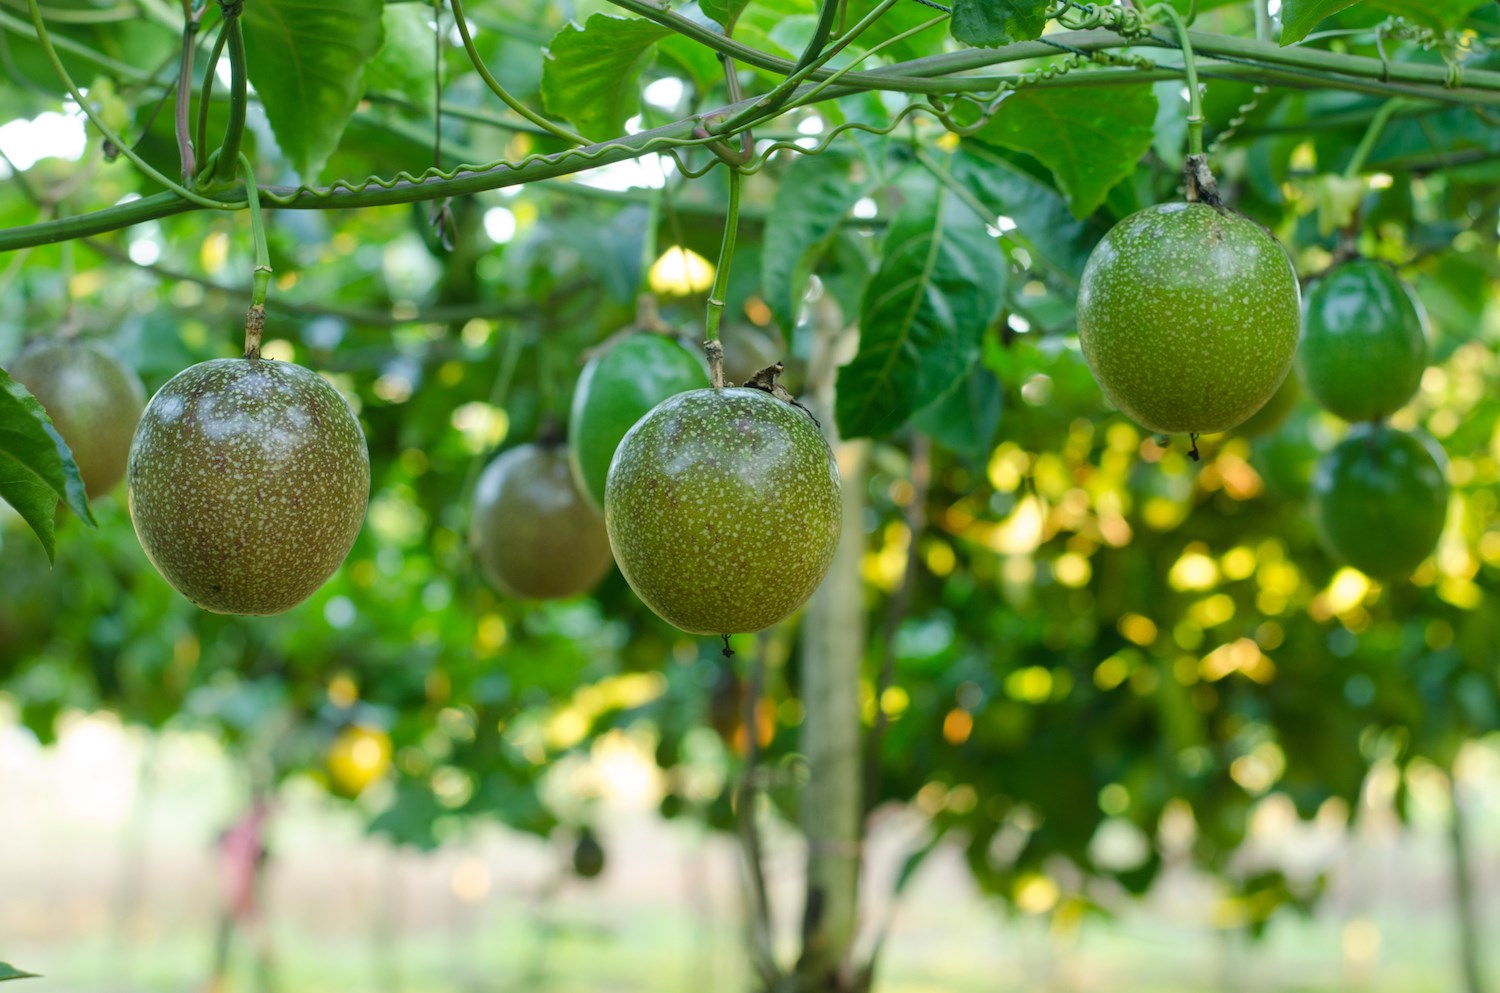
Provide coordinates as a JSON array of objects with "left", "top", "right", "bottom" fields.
[
  {"left": 0, "top": 964, "right": 36, "bottom": 982},
  {"left": 834, "top": 181, "right": 1007, "bottom": 438},
  {"left": 1279, "top": 0, "right": 1364, "bottom": 44},
  {"left": 911, "top": 363, "right": 1003, "bottom": 462},
  {"left": 950, "top": 0, "right": 1049, "bottom": 46},
  {"left": 760, "top": 152, "right": 870, "bottom": 338},
  {"left": 972, "top": 84, "right": 1157, "bottom": 219},
  {"left": 0, "top": 368, "right": 94, "bottom": 562},
  {"left": 541, "top": 15, "right": 670, "bottom": 140},
  {"left": 952, "top": 142, "right": 1106, "bottom": 283},
  {"left": 364, "top": 3, "right": 437, "bottom": 112},
  {"left": 242, "top": 0, "right": 385, "bottom": 181}
]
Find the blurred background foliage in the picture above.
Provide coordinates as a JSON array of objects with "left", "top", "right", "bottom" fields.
[{"left": 2, "top": 0, "right": 1500, "bottom": 988}]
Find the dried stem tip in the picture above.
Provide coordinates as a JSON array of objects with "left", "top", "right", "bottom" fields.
[
  {"left": 1183, "top": 154, "right": 1223, "bottom": 208},
  {"left": 244, "top": 304, "right": 265, "bottom": 360}
]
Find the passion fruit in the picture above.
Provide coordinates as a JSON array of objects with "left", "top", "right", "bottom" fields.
[
  {"left": 604, "top": 387, "right": 840, "bottom": 635},
  {"left": 1077, "top": 202, "right": 1301, "bottom": 436}
]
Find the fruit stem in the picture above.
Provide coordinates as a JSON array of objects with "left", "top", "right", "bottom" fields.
[
  {"left": 211, "top": 3, "right": 248, "bottom": 185},
  {"left": 1160, "top": 4, "right": 1205, "bottom": 158},
  {"left": 1342, "top": 98, "right": 1402, "bottom": 179},
  {"left": 703, "top": 166, "right": 742, "bottom": 389},
  {"left": 240, "top": 154, "right": 272, "bottom": 360}
]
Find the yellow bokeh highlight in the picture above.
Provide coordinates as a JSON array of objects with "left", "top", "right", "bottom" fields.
[
  {"left": 326, "top": 725, "right": 393, "bottom": 797},
  {"left": 942, "top": 708, "right": 973, "bottom": 745},
  {"left": 1169, "top": 545, "right": 1220, "bottom": 591},
  {"left": 1006, "top": 666, "right": 1053, "bottom": 703},
  {"left": 1015, "top": 874, "right": 1060, "bottom": 915},
  {"left": 1200, "top": 638, "right": 1275, "bottom": 684},
  {"left": 648, "top": 246, "right": 715, "bottom": 295},
  {"left": 1118, "top": 613, "right": 1157, "bottom": 646}
]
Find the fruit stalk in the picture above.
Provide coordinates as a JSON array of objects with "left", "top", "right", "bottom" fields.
[
  {"left": 703, "top": 166, "right": 742, "bottom": 388},
  {"left": 1341, "top": 98, "right": 1402, "bottom": 178},
  {"left": 240, "top": 154, "right": 271, "bottom": 360},
  {"left": 1161, "top": 5, "right": 1205, "bottom": 159},
  {"left": 173, "top": 2, "right": 200, "bottom": 180}
]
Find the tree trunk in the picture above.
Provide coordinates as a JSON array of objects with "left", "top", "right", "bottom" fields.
[
  {"left": 795, "top": 296, "right": 866, "bottom": 991},
  {"left": 1451, "top": 771, "right": 1488, "bottom": 993}
]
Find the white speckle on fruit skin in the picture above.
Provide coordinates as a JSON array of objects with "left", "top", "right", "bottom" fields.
[
  {"left": 603, "top": 387, "right": 842, "bottom": 635},
  {"left": 126, "top": 358, "right": 370, "bottom": 616},
  {"left": 1076, "top": 203, "right": 1302, "bottom": 435}
]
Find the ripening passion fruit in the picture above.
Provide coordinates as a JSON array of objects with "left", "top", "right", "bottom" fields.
[
  {"left": 127, "top": 358, "right": 370, "bottom": 615},
  {"left": 1310, "top": 423, "right": 1449, "bottom": 578},
  {"left": 1076, "top": 202, "right": 1301, "bottom": 436},
  {"left": 1298, "top": 259, "right": 1427, "bottom": 423},
  {"left": 7, "top": 337, "right": 146, "bottom": 497},
  {"left": 470, "top": 442, "right": 614, "bottom": 600},
  {"left": 604, "top": 387, "right": 841, "bottom": 635}
]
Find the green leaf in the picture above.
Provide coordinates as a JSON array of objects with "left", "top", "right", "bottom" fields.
[
  {"left": 1368, "top": 0, "right": 1493, "bottom": 29},
  {"left": 950, "top": 0, "right": 1049, "bottom": 46},
  {"left": 242, "top": 0, "right": 385, "bottom": 181},
  {"left": 0, "top": 367, "right": 95, "bottom": 562},
  {"left": 364, "top": 3, "right": 437, "bottom": 112},
  {"left": 911, "top": 363, "right": 1003, "bottom": 462},
  {"left": 972, "top": 84, "right": 1157, "bottom": 219},
  {"left": 700, "top": 0, "right": 753, "bottom": 28},
  {"left": 0, "top": 964, "right": 37, "bottom": 982},
  {"left": 835, "top": 182, "right": 1007, "bottom": 439},
  {"left": 1279, "top": 0, "right": 1364, "bottom": 44},
  {"left": 952, "top": 142, "right": 1106, "bottom": 283},
  {"left": 761, "top": 153, "right": 869, "bottom": 337},
  {"left": 541, "top": 15, "right": 670, "bottom": 140}
]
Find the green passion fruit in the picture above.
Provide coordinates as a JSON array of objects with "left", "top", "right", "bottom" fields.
[
  {"left": 568, "top": 333, "right": 709, "bottom": 512},
  {"left": 604, "top": 387, "right": 841, "bottom": 635},
  {"left": 1299, "top": 259, "right": 1427, "bottom": 423},
  {"left": 127, "top": 358, "right": 370, "bottom": 615},
  {"left": 470, "top": 443, "right": 613, "bottom": 599},
  {"left": 1077, "top": 202, "right": 1301, "bottom": 436},
  {"left": 7, "top": 338, "right": 146, "bottom": 497},
  {"left": 1311, "top": 423, "right": 1448, "bottom": 578}
]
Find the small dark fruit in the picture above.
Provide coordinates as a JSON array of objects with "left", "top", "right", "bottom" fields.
[
  {"left": 7, "top": 337, "right": 146, "bottom": 497},
  {"left": 470, "top": 443, "right": 613, "bottom": 599}
]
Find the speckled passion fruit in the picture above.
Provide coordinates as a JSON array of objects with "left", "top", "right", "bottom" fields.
[
  {"left": 7, "top": 338, "right": 146, "bottom": 497},
  {"left": 569, "top": 333, "right": 709, "bottom": 512},
  {"left": 127, "top": 358, "right": 370, "bottom": 615},
  {"left": 1311, "top": 423, "right": 1448, "bottom": 578},
  {"left": 1077, "top": 202, "right": 1301, "bottom": 436},
  {"left": 1299, "top": 259, "right": 1427, "bottom": 423},
  {"left": 470, "top": 443, "right": 613, "bottom": 599},
  {"left": 604, "top": 387, "right": 841, "bottom": 635}
]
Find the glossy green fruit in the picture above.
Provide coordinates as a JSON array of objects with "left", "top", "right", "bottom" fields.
[
  {"left": 1077, "top": 202, "right": 1302, "bottom": 435},
  {"left": 470, "top": 443, "right": 613, "bottom": 599},
  {"left": 569, "top": 333, "right": 709, "bottom": 512},
  {"left": 127, "top": 359, "right": 370, "bottom": 615},
  {"left": 1299, "top": 260, "right": 1427, "bottom": 422},
  {"left": 1311, "top": 424, "right": 1448, "bottom": 577},
  {"left": 7, "top": 338, "right": 146, "bottom": 497},
  {"left": 605, "top": 387, "right": 841, "bottom": 635}
]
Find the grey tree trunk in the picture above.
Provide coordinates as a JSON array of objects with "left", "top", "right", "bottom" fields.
[
  {"left": 1451, "top": 771, "right": 1488, "bottom": 993},
  {"left": 794, "top": 296, "right": 866, "bottom": 991}
]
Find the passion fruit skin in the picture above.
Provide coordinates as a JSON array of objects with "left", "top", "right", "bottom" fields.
[
  {"left": 1299, "top": 260, "right": 1427, "bottom": 423},
  {"left": 1311, "top": 423, "right": 1448, "bottom": 578},
  {"left": 605, "top": 387, "right": 841, "bottom": 635},
  {"left": 470, "top": 444, "right": 613, "bottom": 599},
  {"left": 127, "top": 358, "right": 370, "bottom": 615},
  {"left": 8, "top": 338, "right": 146, "bottom": 497},
  {"left": 569, "top": 334, "right": 709, "bottom": 512},
  {"left": 1077, "top": 202, "right": 1302, "bottom": 436}
]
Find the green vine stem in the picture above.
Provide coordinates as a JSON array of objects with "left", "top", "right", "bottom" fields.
[
  {"left": 239, "top": 154, "right": 271, "bottom": 360},
  {"left": 448, "top": 0, "right": 590, "bottom": 146},
  {"left": 703, "top": 166, "right": 742, "bottom": 389},
  {"left": 194, "top": 22, "right": 228, "bottom": 168},
  {"left": 714, "top": 0, "right": 853, "bottom": 130},
  {"left": 1342, "top": 98, "right": 1402, "bottom": 177},
  {"left": 211, "top": 3, "right": 247, "bottom": 185},
  {"left": 173, "top": 1, "right": 199, "bottom": 179},
  {"left": 25, "top": 0, "right": 232, "bottom": 209},
  {"left": 1159, "top": 3, "right": 1205, "bottom": 157}
]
